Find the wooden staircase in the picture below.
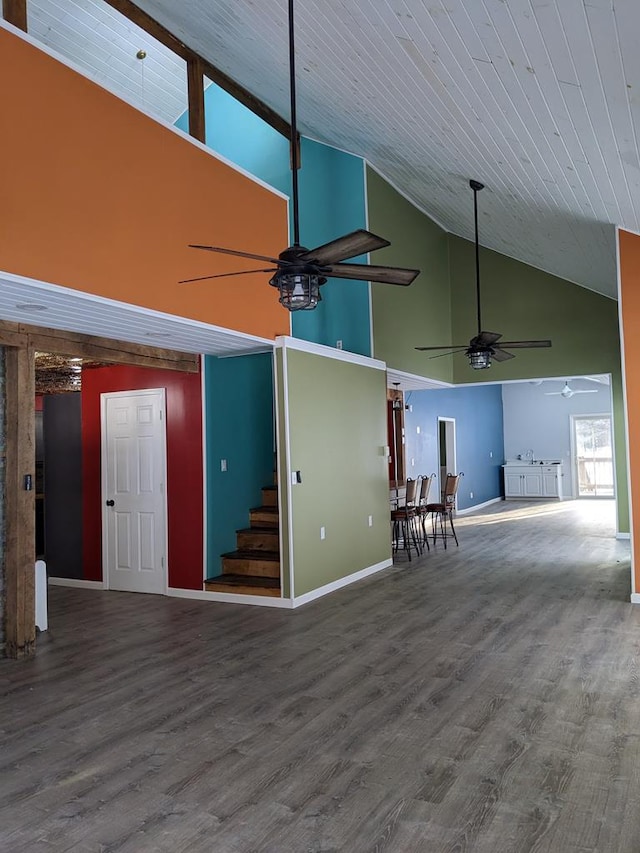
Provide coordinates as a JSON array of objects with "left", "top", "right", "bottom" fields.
[{"left": 205, "top": 485, "right": 280, "bottom": 597}]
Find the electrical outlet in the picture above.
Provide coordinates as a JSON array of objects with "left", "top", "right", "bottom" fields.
[
  {"left": 368, "top": 515, "right": 373, "bottom": 527},
  {"left": 489, "top": 451, "right": 493, "bottom": 458},
  {"left": 220, "top": 459, "right": 227, "bottom": 472},
  {"left": 411, "top": 458, "right": 415, "bottom": 467},
  {"left": 416, "top": 426, "right": 421, "bottom": 434},
  {"left": 336, "top": 340, "right": 343, "bottom": 349},
  {"left": 470, "top": 491, "right": 474, "bottom": 499},
  {"left": 320, "top": 526, "right": 326, "bottom": 540}
]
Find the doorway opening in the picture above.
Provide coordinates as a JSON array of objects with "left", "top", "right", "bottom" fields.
[
  {"left": 571, "top": 415, "right": 615, "bottom": 498},
  {"left": 387, "top": 387, "right": 405, "bottom": 488},
  {"left": 437, "top": 417, "right": 456, "bottom": 502}
]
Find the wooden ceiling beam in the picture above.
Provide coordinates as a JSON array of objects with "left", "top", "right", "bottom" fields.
[
  {"left": 102, "top": 0, "right": 290, "bottom": 139},
  {"left": 2, "top": 0, "right": 27, "bottom": 32},
  {"left": 0, "top": 319, "right": 199, "bottom": 373}
]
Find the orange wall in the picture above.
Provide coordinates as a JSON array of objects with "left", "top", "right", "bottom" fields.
[
  {"left": 0, "top": 28, "right": 290, "bottom": 340},
  {"left": 618, "top": 229, "right": 639, "bottom": 589}
]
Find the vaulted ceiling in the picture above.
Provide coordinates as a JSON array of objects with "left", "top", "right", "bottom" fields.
[
  {"left": 132, "top": 0, "right": 637, "bottom": 300},
  {"left": 27, "top": 0, "right": 640, "bottom": 300}
]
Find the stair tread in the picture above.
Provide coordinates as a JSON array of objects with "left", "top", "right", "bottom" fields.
[
  {"left": 207, "top": 573, "right": 279, "bottom": 587},
  {"left": 250, "top": 505, "right": 278, "bottom": 513},
  {"left": 236, "top": 526, "right": 279, "bottom": 534},
  {"left": 205, "top": 574, "right": 280, "bottom": 594},
  {"left": 221, "top": 549, "right": 280, "bottom": 561}
]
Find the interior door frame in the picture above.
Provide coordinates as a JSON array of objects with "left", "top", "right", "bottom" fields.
[
  {"left": 100, "top": 387, "right": 169, "bottom": 594},
  {"left": 437, "top": 417, "right": 457, "bottom": 505}
]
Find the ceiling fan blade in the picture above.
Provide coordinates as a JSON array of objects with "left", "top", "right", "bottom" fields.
[
  {"left": 427, "top": 348, "right": 469, "bottom": 360},
  {"left": 179, "top": 268, "right": 277, "bottom": 284},
  {"left": 499, "top": 340, "right": 552, "bottom": 348},
  {"left": 300, "top": 230, "right": 391, "bottom": 265},
  {"left": 189, "top": 244, "right": 284, "bottom": 265},
  {"left": 415, "top": 345, "right": 470, "bottom": 351},
  {"left": 327, "top": 263, "right": 419, "bottom": 286},
  {"left": 491, "top": 347, "right": 516, "bottom": 362},
  {"left": 574, "top": 389, "right": 598, "bottom": 394},
  {"left": 473, "top": 331, "right": 502, "bottom": 347}
]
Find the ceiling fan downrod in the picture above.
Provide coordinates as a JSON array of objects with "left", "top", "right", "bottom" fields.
[{"left": 470, "top": 179, "right": 484, "bottom": 337}]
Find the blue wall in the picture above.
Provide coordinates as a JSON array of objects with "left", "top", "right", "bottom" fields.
[
  {"left": 404, "top": 384, "right": 505, "bottom": 510},
  {"left": 204, "top": 353, "right": 275, "bottom": 576},
  {"left": 176, "top": 86, "right": 372, "bottom": 355}
]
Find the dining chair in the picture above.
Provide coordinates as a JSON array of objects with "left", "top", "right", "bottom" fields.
[
  {"left": 426, "top": 472, "right": 463, "bottom": 548},
  {"left": 390, "top": 477, "right": 422, "bottom": 559},
  {"left": 416, "top": 473, "right": 436, "bottom": 549}
]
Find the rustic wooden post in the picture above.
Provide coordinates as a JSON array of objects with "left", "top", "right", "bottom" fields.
[
  {"left": 2, "top": 0, "right": 28, "bottom": 31},
  {"left": 5, "top": 345, "right": 36, "bottom": 658},
  {"left": 187, "top": 56, "right": 206, "bottom": 143}
]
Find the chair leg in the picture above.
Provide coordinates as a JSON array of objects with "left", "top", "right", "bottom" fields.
[
  {"left": 448, "top": 510, "right": 459, "bottom": 546},
  {"left": 419, "top": 512, "right": 430, "bottom": 551}
]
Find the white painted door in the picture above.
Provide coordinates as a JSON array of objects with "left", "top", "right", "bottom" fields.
[{"left": 102, "top": 389, "right": 167, "bottom": 595}]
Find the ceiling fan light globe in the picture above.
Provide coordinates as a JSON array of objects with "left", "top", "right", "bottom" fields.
[
  {"left": 468, "top": 349, "right": 492, "bottom": 369},
  {"left": 271, "top": 271, "right": 324, "bottom": 311}
]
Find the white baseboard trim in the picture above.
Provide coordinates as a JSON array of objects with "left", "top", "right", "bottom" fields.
[
  {"left": 456, "top": 497, "right": 503, "bottom": 516},
  {"left": 48, "top": 577, "right": 106, "bottom": 590},
  {"left": 291, "top": 558, "right": 393, "bottom": 609},
  {"left": 631, "top": 593, "right": 640, "bottom": 605},
  {"left": 616, "top": 532, "right": 631, "bottom": 540},
  {"left": 167, "top": 587, "right": 294, "bottom": 608}
]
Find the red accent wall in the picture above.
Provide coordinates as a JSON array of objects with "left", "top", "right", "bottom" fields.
[{"left": 81, "top": 364, "right": 203, "bottom": 590}]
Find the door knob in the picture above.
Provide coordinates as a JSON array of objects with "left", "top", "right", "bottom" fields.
[{"left": 106, "top": 499, "right": 115, "bottom": 507}]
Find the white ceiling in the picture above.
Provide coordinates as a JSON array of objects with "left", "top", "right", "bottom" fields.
[
  {"left": 20, "top": 0, "right": 639, "bottom": 303},
  {"left": 128, "top": 0, "right": 635, "bottom": 299},
  {"left": 0, "top": 273, "right": 275, "bottom": 357}
]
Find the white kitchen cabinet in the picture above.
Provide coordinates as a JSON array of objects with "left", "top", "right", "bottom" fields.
[{"left": 503, "top": 464, "right": 563, "bottom": 500}]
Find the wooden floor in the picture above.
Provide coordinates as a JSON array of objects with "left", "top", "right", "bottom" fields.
[{"left": 1, "top": 500, "right": 638, "bottom": 852}]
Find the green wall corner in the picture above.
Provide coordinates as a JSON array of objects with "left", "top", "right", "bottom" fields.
[{"left": 282, "top": 347, "right": 391, "bottom": 597}]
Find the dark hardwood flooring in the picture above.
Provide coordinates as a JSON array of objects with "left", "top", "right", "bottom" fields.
[{"left": 1, "top": 499, "right": 638, "bottom": 852}]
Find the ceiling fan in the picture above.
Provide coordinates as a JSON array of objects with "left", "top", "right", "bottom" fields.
[
  {"left": 180, "top": 0, "right": 420, "bottom": 311},
  {"left": 545, "top": 381, "right": 597, "bottom": 399},
  {"left": 415, "top": 180, "right": 552, "bottom": 369}
]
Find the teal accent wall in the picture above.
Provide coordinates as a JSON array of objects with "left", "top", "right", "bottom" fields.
[
  {"left": 292, "top": 139, "right": 371, "bottom": 356},
  {"left": 204, "top": 353, "right": 275, "bottom": 577},
  {"left": 175, "top": 83, "right": 291, "bottom": 195},
  {"left": 282, "top": 347, "right": 390, "bottom": 597},
  {"left": 176, "top": 92, "right": 371, "bottom": 355}
]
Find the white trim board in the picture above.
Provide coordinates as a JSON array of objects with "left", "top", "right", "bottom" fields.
[
  {"left": 274, "top": 335, "right": 386, "bottom": 371},
  {"left": 290, "top": 559, "right": 393, "bottom": 609},
  {"left": 456, "top": 497, "right": 503, "bottom": 516},
  {"left": 617, "top": 532, "right": 631, "bottom": 540},
  {"left": 48, "top": 577, "right": 107, "bottom": 590},
  {"left": 631, "top": 593, "right": 640, "bottom": 605}
]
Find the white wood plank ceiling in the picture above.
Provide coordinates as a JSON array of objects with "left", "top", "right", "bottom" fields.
[
  {"left": 21, "top": 0, "right": 640, "bottom": 300},
  {"left": 130, "top": 0, "right": 636, "bottom": 299}
]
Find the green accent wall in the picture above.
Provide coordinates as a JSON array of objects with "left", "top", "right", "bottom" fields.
[
  {"left": 205, "top": 353, "right": 275, "bottom": 577},
  {"left": 274, "top": 348, "right": 290, "bottom": 598},
  {"left": 448, "top": 234, "right": 628, "bottom": 533},
  {"left": 448, "top": 235, "right": 620, "bottom": 383},
  {"left": 366, "top": 166, "right": 453, "bottom": 382},
  {"left": 282, "top": 347, "right": 391, "bottom": 597}
]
